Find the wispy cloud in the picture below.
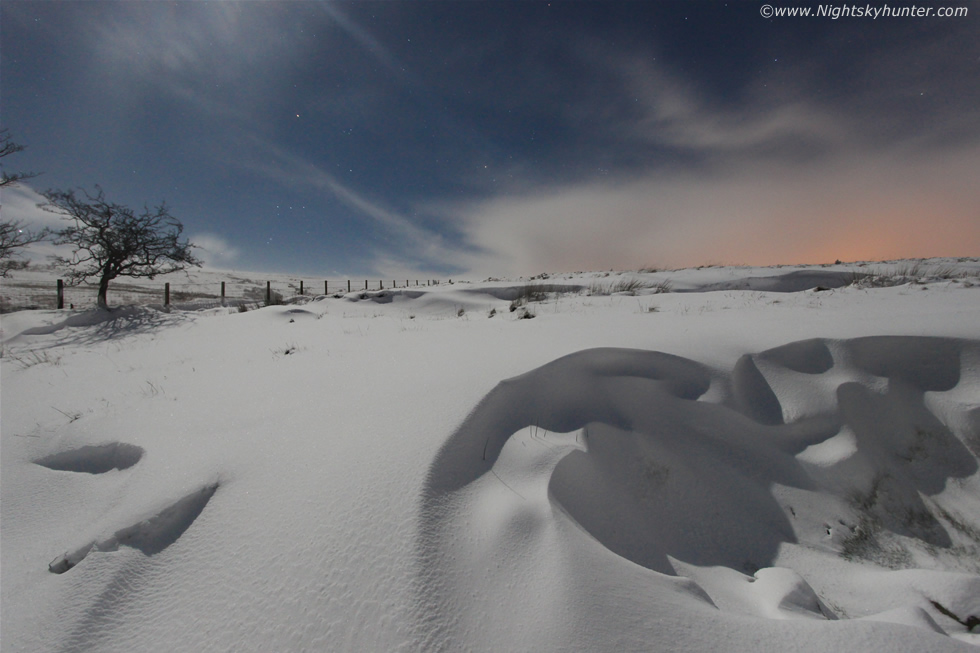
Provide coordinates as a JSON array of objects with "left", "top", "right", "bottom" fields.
[
  {"left": 450, "top": 141, "right": 980, "bottom": 277},
  {"left": 79, "top": 2, "right": 298, "bottom": 123},
  {"left": 0, "top": 184, "right": 76, "bottom": 261},
  {"left": 441, "top": 40, "right": 980, "bottom": 278},
  {"left": 624, "top": 65, "right": 843, "bottom": 156},
  {"left": 191, "top": 233, "right": 241, "bottom": 269},
  {"left": 312, "top": 2, "right": 407, "bottom": 80},
  {"left": 434, "top": 34, "right": 980, "bottom": 277},
  {"left": 233, "top": 138, "right": 469, "bottom": 275},
  {"left": 2, "top": 184, "right": 67, "bottom": 231}
]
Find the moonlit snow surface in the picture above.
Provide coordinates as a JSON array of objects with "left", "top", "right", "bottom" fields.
[{"left": 2, "top": 259, "right": 979, "bottom": 652}]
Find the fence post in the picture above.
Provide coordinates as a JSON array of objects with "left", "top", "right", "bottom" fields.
[
  {"left": 221, "top": 281, "right": 226, "bottom": 305},
  {"left": 300, "top": 280, "right": 304, "bottom": 296},
  {"left": 364, "top": 280, "right": 368, "bottom": 290},
  {"left": 347, "top": 280, "right": 351, "bottom": 293},
  {"left": 57, "top": 279, "right": 64, "bottom": 309},
  {"left": 165, "top": 282, "right": 170, "bottom": 306},
  {"left": 266, "top": 281, "right": 271, "bottom": 305},
  {"left": 325, "top": 280, "right": 329, "bottom": 295}
]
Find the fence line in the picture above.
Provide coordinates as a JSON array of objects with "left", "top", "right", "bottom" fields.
[{"left": 1, "top": 279, "right": 445, "bottom": 313}]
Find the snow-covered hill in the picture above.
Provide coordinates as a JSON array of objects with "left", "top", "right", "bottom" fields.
[{"left": 2, "top": 259, "right": 979, "bottom": 652}]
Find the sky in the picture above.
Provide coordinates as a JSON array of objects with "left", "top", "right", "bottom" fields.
[{"left": 2, "top": 0, "right": 978, "bottom": 279}]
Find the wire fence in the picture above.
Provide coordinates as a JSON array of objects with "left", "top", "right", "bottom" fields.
[{"left": 0, "top": 278, "right": 444, "bottom": 313}]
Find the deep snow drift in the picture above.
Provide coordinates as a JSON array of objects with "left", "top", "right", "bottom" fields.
[{"left": 2, "top": 259, "right": 979, "bottom": 652}]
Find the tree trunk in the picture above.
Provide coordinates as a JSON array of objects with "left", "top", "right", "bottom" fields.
[{"left": 97, "top": 274, "right": 111, "bottom": 310}]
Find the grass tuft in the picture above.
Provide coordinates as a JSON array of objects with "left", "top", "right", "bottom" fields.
[
  {"left": 9, "top": 350, "right": 62, "bottom": 370},
  {"left": 590, "top": 277, "right": 671, "bottom": 296},
  {"left": 271, "top": 343, "right": 302, "bottom": 359},
  {"left": 849, "top": 260, "right": 970, "bottom": 288}
]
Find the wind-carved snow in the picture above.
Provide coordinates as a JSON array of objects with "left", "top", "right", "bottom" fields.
[
  {"left": 49, "top": 483, "right": 219, "bottom": 574},
  {"left": 32, "top": 441, "right": 218, "bottom": 575},
  {"left": 417, "top": 337, "right": 980, "bottom": 651}
]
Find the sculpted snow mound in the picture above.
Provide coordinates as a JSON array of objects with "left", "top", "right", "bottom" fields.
[{"left": 417, "top": 337, "right": 980, "bottom": 651}]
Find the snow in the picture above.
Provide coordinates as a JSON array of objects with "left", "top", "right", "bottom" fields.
[{"left": 2, "top": 258, "right": 979, "bottom": 652}]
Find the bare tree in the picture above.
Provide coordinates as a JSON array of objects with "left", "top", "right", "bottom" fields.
[
  {"left": 0, "top": 128, "right": 40, "bottom": 188},
  {"left": 0, "top": 129, "right": 47, "bottom": 275},
  {"left": 0, "top": 220, "right": 50, "bottom": 276},
  {"left": 41, "top": 186, "right": 202, "bottom": 309}
]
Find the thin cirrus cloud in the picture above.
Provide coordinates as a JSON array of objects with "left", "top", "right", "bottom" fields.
[
  {"left": 82, "top": 1, "right": 410, "bottom": 124},
  {"left": 81, "top": 2, "right": 302, "bottom": 121},
  {"left": 70, "top": 2, "right": 455, "bottom": 275},
  {"left": 233, "top": 137, "right": 471, "bottom": 273}
]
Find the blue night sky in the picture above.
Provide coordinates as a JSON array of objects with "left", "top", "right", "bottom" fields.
[{"left": 2, "top": 1, "right": 978, "bottom": 278}]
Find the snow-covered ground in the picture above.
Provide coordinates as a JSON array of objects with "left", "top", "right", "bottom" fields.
[{"left": 2, "top": 258, "right": 979, "bottom": 652}]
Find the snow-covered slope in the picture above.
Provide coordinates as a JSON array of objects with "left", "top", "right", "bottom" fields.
[{"left": 2, "top": 259, "right": 979, "bottom": 652}]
